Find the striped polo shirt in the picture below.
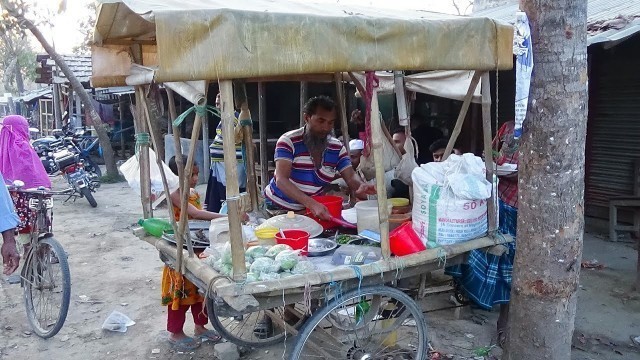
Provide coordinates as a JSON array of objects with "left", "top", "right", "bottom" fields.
[
  {"left": 264, "top": 127, "right": 351, "bottom": 210},
  {"left": 209, "top": 113, "right": 243, "bottom": 166}
]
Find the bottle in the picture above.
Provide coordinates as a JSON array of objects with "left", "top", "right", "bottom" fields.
[{"left": 138, "top": 218, "right": 172, "bottom": 237}]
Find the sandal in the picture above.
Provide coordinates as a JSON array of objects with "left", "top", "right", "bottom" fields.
[
  {"left": 168, "top": 336, "right": 201, "bottom": 351},
  {"left": 497, "top": 330, "right": 507, "bottom": 348},
  {"left": 197, "top": 329, "right": 222, "bottom": 343}
]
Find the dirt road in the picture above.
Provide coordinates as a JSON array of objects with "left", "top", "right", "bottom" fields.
[{"left": 1, "top": 176, "right": 639, "bottom": 359}]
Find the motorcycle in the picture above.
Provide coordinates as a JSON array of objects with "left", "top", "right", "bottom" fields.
[
  {"left": 49, "top": 145, "right": 100, "bottom": 208},
  {"left": 32, "top": 127, "right": 102, "bottom": 178}
]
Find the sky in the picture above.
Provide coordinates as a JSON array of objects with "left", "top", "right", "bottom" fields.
[{"left": 30, "top": 0, "right": 468, "bottom": 53}]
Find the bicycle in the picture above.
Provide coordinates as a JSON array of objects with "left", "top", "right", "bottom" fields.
[{"left": 7, "top": 181, "right": 71, "bottom": 339}]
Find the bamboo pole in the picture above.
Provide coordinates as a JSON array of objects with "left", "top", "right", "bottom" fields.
[
  {"left": 393, "top": 71, "right": 409, "bottom": 127},
  {"left": 299, "top": 81, "right": 307, "bottom": 127},
  {"left": 369, "top": 90, "right": 391, "bottom": 259},
  {"left": 348, "top": 72, "right": 367, "bottom": 98},
  {"left": 202, "top": 116, "right": 210, "bottom": 183},
  {"left": 334, "top": 73, "right": 351, "bottom": 153},
  {"left": 443, "top": 71, "right": 481, "bottom": 161},
  {"left": 219, "top": 80, "right": 247, "bottom": 282},
  {"left": 134, "top": 86, "right": 153, "bottom": 218},
  {"left": 258, "top": 82, "right": 269, "bottom": 192},
  {"left": 139, "top": 87, "right": 182, "bottom": 246},
  {"left": 166, "top": 87, "right": 187, "bottom": 271},
  {"left": 177, "top": 81, "right": 209, "bottom": 260},
  {"left": 481, "top": 73, "right": 497, "bottom": 234},
  {"left": 234, "top": 81, "right": 259, "bottom": 211}
]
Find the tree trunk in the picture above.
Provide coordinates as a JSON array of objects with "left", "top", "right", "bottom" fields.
[
  {"left": 503, "top": 1, "right": 588, "bottom": 359},
  {"left": 2, "top": 0, "right": 119, "bottom": 177},
  {"left": 14, "top": 58, "right": 24, "bottom": 93}
]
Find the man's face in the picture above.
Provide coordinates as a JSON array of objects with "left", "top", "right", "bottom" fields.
[
  {"left": 432, "top": 148, "right": 445, "bottom": 162},
  {"left": 215, "top": 93, "right": 221, "bottom": 108},
  {"left": 305, "top": 107, "right": 336, "bottom": 139},
  {"left": 393, "top": 132, "right": 406, "bottom": 153},
  {"left": 350, "top": 150, "right": 362, "bottom": 169}
]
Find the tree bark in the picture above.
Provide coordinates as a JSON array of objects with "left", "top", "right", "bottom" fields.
[
  {"left": 1, "top": 0, "right": 119, "bottom": 177},
  {"left": 504, "top": 1, "right": 588, "bottom": 359}
]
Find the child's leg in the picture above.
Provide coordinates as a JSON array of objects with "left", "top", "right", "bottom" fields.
[
  {"left": 167, "top": 305, "right": 189, "bottom": 335},
  {"left": 191, "top": 301, "right": 208, "bottom": 327},
  {"left": 192, "top": 302, "right": 221, "bottom": 341}
]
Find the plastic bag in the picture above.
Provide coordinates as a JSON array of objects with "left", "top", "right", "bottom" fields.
[
  {"left": 119, "top": 149, "right": 179, "bottom": 196},
  {"left": 265, "top": 244, "right": 293, "bottom": 259},
  {"left": 275, "top": 249, "right": 300, "bottom": 271},
  {"left": 102, "top": 311, "right": 136, "bottom": 333},
  {"left": 292, "top": 260, "right": 316, "bottom": 274},
  {"left": 394, "top": 136, "right": 419, "bottom": 186},
  {"left": 250, "top": 257, "right": 279, "bottom": 274}
]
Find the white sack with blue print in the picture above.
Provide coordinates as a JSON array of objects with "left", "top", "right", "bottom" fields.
[{"left": 412, "top": 154, "right": 490, "bottom": 247}]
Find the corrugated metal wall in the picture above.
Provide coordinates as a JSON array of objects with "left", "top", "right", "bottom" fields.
[{"left": 585, "top": 36, "right": 640, "bottom": 219}]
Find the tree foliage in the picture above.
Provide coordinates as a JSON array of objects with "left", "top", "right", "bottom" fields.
[{"left": 72, "top": 1, "right": 96, "bottom": 55}]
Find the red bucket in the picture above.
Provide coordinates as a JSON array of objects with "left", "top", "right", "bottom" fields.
[
  {"left": 275, "top": 229, "right": 310, "bottom": 256},
  {"left": 389, "top": 221, "right": 426, "bottom": 256},
  {"left": 307, "top": 195, "right": 343, "bottom": 229}
]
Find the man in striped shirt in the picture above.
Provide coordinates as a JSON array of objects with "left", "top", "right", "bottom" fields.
[{"left": 264, "top": 96, "right": 375, "bottom": 220}]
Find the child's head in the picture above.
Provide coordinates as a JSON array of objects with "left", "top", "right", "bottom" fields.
[{"left": 168, "top": 155, "right": 199, "bottom": 188}]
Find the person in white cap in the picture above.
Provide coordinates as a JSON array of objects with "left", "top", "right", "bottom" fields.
[{"left": 348, "top": 139, "right": 365, "bottom": 171}]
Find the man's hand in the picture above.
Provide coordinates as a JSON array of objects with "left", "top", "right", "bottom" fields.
[
  {"left": 1, "top": 231, "right": 20, "bottom": 275},
  {"left": 308, "top": 200, "right": 332, "bottom": 221},
  {"left": 355, "top": 184, "right": 377, "bottom": 199}
]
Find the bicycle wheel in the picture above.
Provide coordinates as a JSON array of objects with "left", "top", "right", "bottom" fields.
[
  {"left": 81, "top": 187, "right": 98, "bottom": 208},
  {"left": 289, "top": 285, "right": 428, "bottom": 360},
  {"left": 207, "top": 297, "right": 308, "bottom": 348},
  {"left": 23, "top": 237, "right": 71, "bottom": 339}
]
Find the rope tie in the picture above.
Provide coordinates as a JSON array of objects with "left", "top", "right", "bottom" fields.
[
  {"left": 173, "top": 104, "right": 221, "bottom": 127},
  {"left": 134, "top": 132, "right": 150, "bottom": 157}
]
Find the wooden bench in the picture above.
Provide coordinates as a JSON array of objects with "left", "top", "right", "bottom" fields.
[{"left": 609, "top": 159, "right": 640, "bottom": 242}]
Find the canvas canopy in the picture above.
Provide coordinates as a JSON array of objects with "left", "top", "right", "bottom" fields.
[
  {"left": 349, "top": 70, "right": 483, "bottom": 103},
  {"left": 93, "top": 0, "right": 513, "bottom": 85}
]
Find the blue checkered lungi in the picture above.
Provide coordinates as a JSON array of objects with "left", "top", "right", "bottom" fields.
[{"left": 445, "top": 200, "right": 517, "bottom": 310}]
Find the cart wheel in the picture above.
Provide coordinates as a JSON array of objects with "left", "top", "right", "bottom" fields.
[
  {"left": 207, "top": 297, "right": 309, "bottom": 348},
  {"left": 289, "top": 285, "right": 428, "bottom": 360}
]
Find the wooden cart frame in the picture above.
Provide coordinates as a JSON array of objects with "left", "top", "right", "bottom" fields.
[{"left": 93, "top": 1, "right": 514, "bottom": 357}]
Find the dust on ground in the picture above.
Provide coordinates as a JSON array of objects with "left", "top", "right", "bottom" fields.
[{"left": 1, "top": 175, "right": 639, "bottom": 360}]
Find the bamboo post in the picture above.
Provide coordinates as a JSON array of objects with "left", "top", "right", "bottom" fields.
[
  {"left": 219, "top": 80, "right": 247, "bottom": 282},
  {"left": 166, "top": 87, "right": 188, "bottom": 271},
  {"left": 481, "top": 73, "right": 497, "bottom": 235},
  {"left": 202, "top": 113, "right": 210, "bottom": 183},
  {"left": 134, "top": 86, "right": 153, "bottom": 218},
  {"left": 234, "top": 80, "right": 259, "bottom": 212},
  {"left": 258, "top": 82, "right": 269, "bottom": 191},
  {"left": 299, "top": 81, "right": 307, "bottom": 127},
  {"left": 139, "top": 87, "right": 182, "bottom": 243},
  {"left": 334, "top": 73, "right": 351, "bottom": 153},
  {"left": 393, "top": 71, "right": 409, "bottom": 127},
  {"left": 176, "top": 82, "right": 208, "bottom": 259},
  {"left": 369, "top": 89, "right": 391, "bottom": 259},
  {"left": 443, "top": 71, "right": 481, "bottom": 160}
]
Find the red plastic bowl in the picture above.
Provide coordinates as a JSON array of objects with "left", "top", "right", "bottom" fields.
[
  {"left": 307, "top": 195, "right": 343, "bottom": 229},
  {"left": 389, "top": 221, "right": 426, "bottom": 256},
  {"left": 275, "top": 229, "right": 310, "bottom": 256}
]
